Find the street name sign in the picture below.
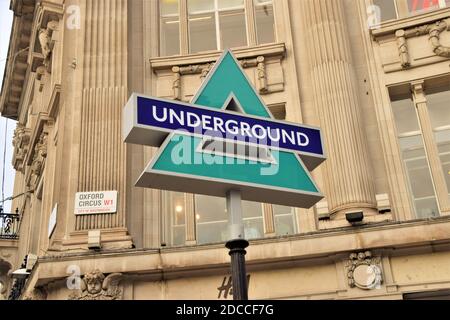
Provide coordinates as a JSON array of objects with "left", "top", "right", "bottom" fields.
[
  {"left": 74, "top": 191, "right": 118, "bottom": 215},
  {"left": 123, "top": 50, "right": 326, "bottom": 208}
]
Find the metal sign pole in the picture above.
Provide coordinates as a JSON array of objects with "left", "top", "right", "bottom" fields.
[{"left": 225, "top": 190, "right": 249, "bottom": 301}]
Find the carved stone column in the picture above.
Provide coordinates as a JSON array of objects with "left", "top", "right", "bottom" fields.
[{"left": 301, "top": 0, "right": 377, "bottom": 217}]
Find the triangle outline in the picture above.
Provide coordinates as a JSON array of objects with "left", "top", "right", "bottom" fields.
[{"left": 138, "top": 50, "right": 323, "bottom": 207}]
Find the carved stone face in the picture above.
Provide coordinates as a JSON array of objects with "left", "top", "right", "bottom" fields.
[
  {"left": 86, "top": 279, "right": 102, "bottom": 295},
  {"left": 83, "top": 270, "right": 105, "bottom": 295}
]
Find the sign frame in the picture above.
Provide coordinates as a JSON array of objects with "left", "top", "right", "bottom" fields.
[{"left": 74, "top": 191, "right": 118, "bottom": 215}]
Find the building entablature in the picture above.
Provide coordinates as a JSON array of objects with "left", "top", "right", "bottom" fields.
[
  {"left": 25, "top": 216, "right": 450, "bottom": 289},
  {"left": 0, "top": 0, "right": 63, "bottom": 120},
  {"left": 371, "top": 7, "right": 450, "bottom": 74},
  {"left": 150, "top": 43, "right": 287, "bottom": 107},
  {"left": 0, "top": 0, "right": 35, "bottom": 119}
]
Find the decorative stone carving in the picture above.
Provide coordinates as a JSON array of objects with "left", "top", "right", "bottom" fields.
[
  {"left": 172, "top": 66, "right": 181, "bottom": 101},
  {"left": 38, "top": 20, "right": 59, "bottom": 72},
  {"left": 169, "top": 54, "right": 276, "bottom": 100},
  {"left": 395, "top": 30, "right": 410, "bottom": 68},
  {"left": 429, "top": 19, "right": 450, "bottom": 58},
  {"left": 29, "top": 132, "right": 48, "bottom": 188},
  {"left": 22, "top": 287, "right": 48, "bottom": 300},
  {"left": 395, "top": 18, "right": 450, "bottom": 69},
  {"left": 36, "top": 66, "right": 47, "bottom": 92},
  {"left": 256, "top": 56, "right": 268, "bottom": 94},
  {"left": 345, "top": 251, "right": 383, "bottom": 290},
  {"left": 69, "top": 270, "right": 123, "bottom": 300},
  {"left": 12, "top": 125, "right": 31, "bottom": 173},
  {"left": 200, "top": 63, "right": 213, "bottom": 82}
]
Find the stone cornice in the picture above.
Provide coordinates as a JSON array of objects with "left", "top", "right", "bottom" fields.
[
  {"left": 30, "top": 217, "right": 450, "bottom": 286},
  {"left": 0, "top": 0, "right": 36, "bottom": 119},
  {"left": 371, "top": 7, "right": 450, "bottom": 39},
  {"left": 150, "top": 43, "right": 286, "bottom": 70},
  {"left": 0, "top": 0, "right": 63, "bottom": 120}
]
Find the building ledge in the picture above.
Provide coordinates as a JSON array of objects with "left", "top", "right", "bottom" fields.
[
  {"left": 150, "top": 43, "right": 286, "bottom": 70},
  {"left": 30, "top": 216, "right": 450, "bottom": 286},
  {"left": 0, "top": 1, "right": 36, "bottom": 120},
  {"left": 371, "top": 7, "right": 450, "bottom": 39}
]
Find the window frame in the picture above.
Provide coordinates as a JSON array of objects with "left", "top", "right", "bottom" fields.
[
  {"left": 372, "top": 0, "right": 449, "bottom": 23},
  {"left": 162, "top": 192, "right": 300, "bottom": 247},
  {"left": 158, "top": 0, "right": 276, "bottom": 56},
  {"left": 391, "top": 80, "right": 450, "bottom": 218}
]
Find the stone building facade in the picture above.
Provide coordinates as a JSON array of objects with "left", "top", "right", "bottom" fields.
[{"left": 0, "top": 0, "right": 450, "bottom": 300}]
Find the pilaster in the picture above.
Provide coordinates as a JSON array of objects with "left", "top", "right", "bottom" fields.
[{"left": 69, "top": 0, "right": 131, "bottom": 248}]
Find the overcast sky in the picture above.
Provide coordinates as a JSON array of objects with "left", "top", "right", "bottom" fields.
[{"left": 0, "top": 1, "right": 15, "bottom": 213}]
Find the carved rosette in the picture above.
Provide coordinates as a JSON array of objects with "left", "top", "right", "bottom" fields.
[
  {"left": 68, "top": 270, "right": 123, "bottom": 300},
  {"left": 345, "top": 251, "right": 383, "bottom": 290}
]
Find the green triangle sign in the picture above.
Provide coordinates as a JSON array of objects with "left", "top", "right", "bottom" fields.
[{"left": 133, "top": 50, "right": 323, "bottom": 208}]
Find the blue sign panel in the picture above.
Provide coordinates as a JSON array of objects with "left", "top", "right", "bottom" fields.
[{"left": 136, "top": 96, "right": 324, "bottom": 158}]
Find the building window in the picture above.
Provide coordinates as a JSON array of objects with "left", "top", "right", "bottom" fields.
[
  {"left": 371, "top": 0, "right": 449, "bottom": 23},
  {"left": 164, "top": 192, "right": 186, "bottom": 246},
  {"left": 427, "top": 82, "right": 450, "bottom": 197},
  {"left": 159, "top": 0, "right": 276, "bottom": 56},
  {"left": 195, "top": 195, "right": 228, "bottom": 244},
  {"left": 188, "top": 0, "right": 247, "bottom": 53},
  {"left": 390, "top": 79, "right": 450, "bottom": 218},
  {"left": 160, "top": 0, "right": 181, "bottom": 56},
  {"left": 164, "top": 194, "right": 298, "bottom": 246},
  {"left": 373, "top": 0, "right": 399, "bottom": 22},
  {"left": 194, "top": 195, "right": 265, "bottom": 245},
  {"left": 406, "top": 0, "right": 449, "bottom": 15},
  {"left": 254, "top": 0, "right": 275, "bottom": 45},
  {"left": 391, "top": 94, "right": 439, "bottom": 218},
  {"left": 273, "top": 205, "right": 297, "bottom": 236}
]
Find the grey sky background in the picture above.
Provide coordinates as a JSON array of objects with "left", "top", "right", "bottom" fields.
[{"left": 0, "top": 1, "right": 15, "bottom": 214}]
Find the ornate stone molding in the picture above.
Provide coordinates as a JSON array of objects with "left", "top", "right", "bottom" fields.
[
  {"left": 27, "top": 132, "right": 48, "bottom": 190},
  {"left": 29, "top": 1, "right": 64, "bottom": 73},
  {"left": 37, "top": 20, "right": 59, "bottom": 73},
  {"left": 22, "top": 287, "right": 48, "bottom": 300},
  {"left": 429, "top": 19, "right": 450, "bottom": 58},
  {"left": 345, "top": 251, "right": 383, "bottom": 290},
  {"left": 170, "top": 55, "right": 272, "bottom": 100},
  {"left": 395, "top": 18, "right": 450, "bottom": 68},
  {"left": 12, "top": 125, "right": 31, "bottom": 173},
  {"left": 68, "top": 270, "right": 123, "bottom": 300}
]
